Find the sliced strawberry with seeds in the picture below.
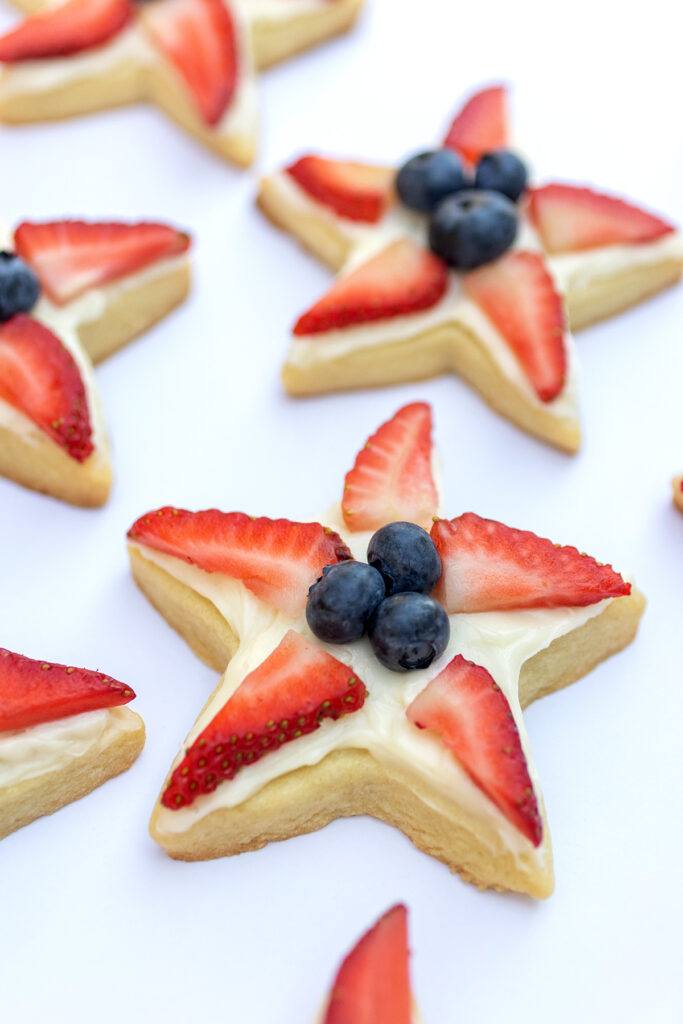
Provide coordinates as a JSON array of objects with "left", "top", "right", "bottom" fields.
[
  {"left": 0, "top": 648, "right": 135, "bottom": 732},
  {"left": 323, "top": 904, "right": 412, "bottom": 1024},
  {"left": 342, "top": 402, "right": 438, "bottom": 532},
  {"left": 0, "top": 314, "right": 94, "bottom": 462},
  {"left": 464, "top": 250, "right": 567, "bottom": 402},
  {"left": 443, "top": 85, "right": 508, "bottom": 165},
  {"left": 407, "top": 654, "right": 542, "bottom": 845},
  {"left": 293, "top": 238, "right": 448, "bottom": 336},
  {"left": 431, "top": 512, "right": 631, "bottom": 613},
  {"left": 14, "top": 220, "right": 190, "bottom": 306},
  {"left": 128, "top": 508, "right": 351, "bottom": 617},
  {"left": 0, "top": 0, "right": 133, "bottom": 62},
  {"left": 141, "top": 0, "right": 238, "bottom": 127},
  {"left": 528, "top": 183, "right": 675, "bottom": 254},
  {"left": 162, "top": 630, "right": 366, "bottom": 808},
  {"left": 286, "top": 155, "right": 395, "bottom": 223}
]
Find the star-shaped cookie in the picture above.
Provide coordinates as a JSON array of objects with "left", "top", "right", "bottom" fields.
[
  {"left": 0, "top": 0, "right": 363, "bottom": 165},
  {"left": 126, "top": 402, "right": 644, "bottom": 898},
  {"left": 0, "top": 217, "right": 191, "bottom": 505},
  {"left": 258, "top": 85, "right": 683, "bottom": 452}
]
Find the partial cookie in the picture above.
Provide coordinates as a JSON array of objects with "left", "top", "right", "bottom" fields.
[
  {"left": 258, "top": 85, "right": 683, "bottom": 452},
  {"left": 0, "top": 648, "right": 145, "bottom": 839},
  {"left": 0, "top": 0, "right": 363, "bottom": 166},
  {"left": 673, "top": 476, "right": 683, "bottom": 513},
  {"left": 127, "top": 402, "right": 644, "bottom": 898},
  {"left": 0, "top": 218, "right": 191, "bottom": 505}
]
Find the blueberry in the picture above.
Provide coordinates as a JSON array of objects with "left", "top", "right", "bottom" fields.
[
  {"left": 306, "top": 561, "right": 385, "bottom": 644},
  {"left": 396, "top": 149, "right": 469, "bottom": 214},
  {"left": 367, "top": 522, "right": 441, "bottom": 596},
  {"left": 0, "top": 251, "right": 41, "bottom": 322},
  {"left": 428, "top": 190, "right": 518, "bottom": 270},
  {"left": 368, "top": 593, "right": 449, "bottom": 672},
  {"left": 474, "top": 150, "right": 528, "bottom": 203}
]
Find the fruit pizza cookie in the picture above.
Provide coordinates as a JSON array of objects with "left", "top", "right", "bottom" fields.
[
  {"left": 126, "top": 402, "right": 644, "bottom": 897},
  {"left": 258, "top": 85, "right": 683, "bottom": 451},
  {"left": 0, "top": 218, "right": 190, "bottom": 505},
  {"left": 0, "top": 0, "right": 363, "bottom": 165},
  {"left": 0, "top": 648, "right": 144, "bottom": 839}
]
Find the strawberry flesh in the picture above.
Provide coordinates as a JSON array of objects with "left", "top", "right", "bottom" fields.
[
  {"left": 324, "top": 904, "right": 412, "bottom": 1024},
  {"left": 0, "top": 648, "right": 135, "bottom": 732},
  {"left": 464, "top": 250, "right": 567, "bottom": 402},
  {"left": 528, "top": 184, "right": 675, "bottom": 254},
  {"left": 287, "top": 155, "right": 395, "bottom": 223},
  {"left": 0, "top": 314, "right": 93, "bottom": 462},
  {"left": 128, "top": 508, "right": 351, "bottom": 617},
  {"left": 342, "top": 401, "right": 438, "bottom": 532},
  {"left": 141, "top": 0, "right": 238, "bottom": 127},
  {"left": 14, "top": 220, "right": 190, "bottom": 306},
  {"left": 444, "top": 85, "right": 508, "bottom": 165},
  {"left": 294, "top": 238, "right": 448, "bottom": 336},
  {"left": 431, "top": 512, "right": 631, "bottom": 613},
  {"left": 407, "top": 654, "right": 542, "bottom": 846},
  {"left": 0, "top": 0, "right": 133, "bottom": 62},
  {"left": 162, "top": 630, "right": 367, "bottom": 808}
]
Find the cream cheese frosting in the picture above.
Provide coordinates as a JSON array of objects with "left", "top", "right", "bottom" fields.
[{"left": 138, "top": 501, "right": 619, "bottom": 871}]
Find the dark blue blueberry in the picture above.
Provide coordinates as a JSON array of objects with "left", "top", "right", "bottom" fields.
[
  {"left": 368, "top": 593, "right": 449, "bottom": 672},
  {"left": 474, "top": 150, "right": 528, "bottom": 203},
  {"left": 367, "top": 521, "right": 441, "bottom": 596},
  {"left": 0, "top": 251, "right": 41, "bottom": 322},
  {"left": 396, "top": 149, "right": 469, "bottom": 214},
  {"left": 428, "top": 190, "right": 518, "bottom": 270},
  {"left": 306, "top": 561, "right": 385, "bottom": 644}
]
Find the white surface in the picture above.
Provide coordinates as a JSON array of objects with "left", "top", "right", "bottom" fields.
[{"left": 0, "top": 0, "right": 681, "bottom": 1020}]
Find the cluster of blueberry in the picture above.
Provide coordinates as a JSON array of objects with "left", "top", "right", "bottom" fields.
[
  {"left": 306, "top": 521, "right": 450, "bottom": 673},
  {"left": 396, "top": 147, "right": 529, "bottom": 270},
  {"left": 0, "top": 252, "right": 40, "bottom": 322}
]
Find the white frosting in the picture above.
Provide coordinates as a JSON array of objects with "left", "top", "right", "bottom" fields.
[
  {"left": 141, "top": 500, "right": 622, "bottom": 872},
  {"left": 0, "top": 706, "right": 136, "bottom": 787}
]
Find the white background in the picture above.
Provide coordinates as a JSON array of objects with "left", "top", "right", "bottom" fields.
[{"left": 1, "top": 0, "right": 682, "bottom": 1020}]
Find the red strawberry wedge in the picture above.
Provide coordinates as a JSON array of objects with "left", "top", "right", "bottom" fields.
[
  {"left": 0, "top": 648, "right": 135, "bottom": 733},
  {"left": 0, "top": 0, "right": 133, "bottom": 62},
  {"left": 14, "top": 220, "right": 190, "bottom": 306},
  {"left": 444, "top": 85, "right": 509, "bottom": 165},
  {"left": 0, "top": 314, "right": 94, "bottom": 462},
  {"left": 294, "top": 238, "right": 448, "bottom": 336},
  {"left": 464, "top": 250, "right": 567, "bottom": 403},
  {"left": 323, "top": 904, "right": 412, "bottom": 1024},
  {"left": 342, "top": 402, "right": 439, "bottom": 532},
  {"left": 407, "top": 655, "right": 542, "bottom": 846},
  {"left": 128, "top": 508, "right": 351, "bottom": 617},
  {"left": 528, "top": 184, "right": 675, "bottom": 254},
  {"left": 286, "top": 156, "right": 395, "bottom": 223},
  {"left": 162, "top": 631, "right": 366, "bottom": 808},
  {"left": 431, "top": 512, "right": 631, "bottom": 613},
  {"left": 141, "top": 0, "right": 238, "bottom": 127}
]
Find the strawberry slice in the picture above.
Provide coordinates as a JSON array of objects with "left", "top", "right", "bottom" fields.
[
  {"left": 14, "top": 220, "right": 190, "bottom": 306},
  {"left": 407, "top": 654, "right": 542, "bottom": 846},
  {"left": 342, "top": 402, "right": 438, "bottom": 532},
  {"left": 0, "top": 648, "right": 135, "bottom": 732},
  {"left": 293, "top": 238, "right": 448, "bottom": 336},
  {"left": 0, "top": 314, "right": 94, "bottom": 462},
  {"left": 323, "top": 904, "right": 412, "bottom": 1024},
  {"left": 141, "top": 0, "right": 238, "bottom": 127},
  {"left": 0, "top": 0, "right": 133, "bottom": 62},
  {"left": 286, "top": 155, "right": 395, "bottom": 223},
  {"left": 463, "top": 250, "right": 566, "bottom": 402},
  {"left": 431, "top": 512, "right": 631, "bottom": 613},
  {"left": 528, "top": 184, "right": 675, "bottom": 254},
  {"left": 128, "top": 508, "right": 351, "bottom": 617},
  {"left": 443, "top": 85, "right": 508, "bottom": 165},
  {"left": 162, "top": 630, "right": 367, "bottom": 808}
]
